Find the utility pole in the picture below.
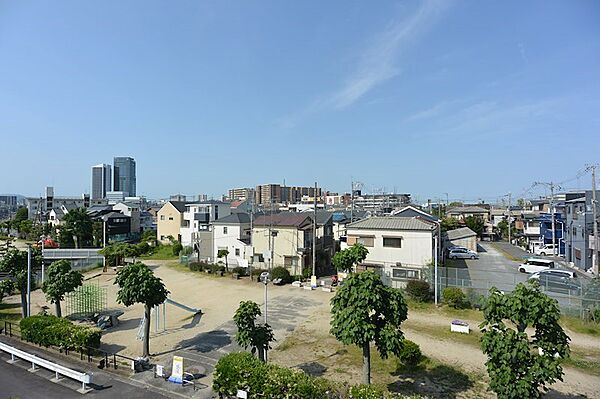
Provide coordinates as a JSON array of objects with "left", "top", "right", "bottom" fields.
[
  {"left": 312, "top": 182, "right": 318, "bottom": 287},
  {"left": 350, "top": 178, "right": 354, "bottom": 223},
  {"left": 592, "top": 165, "right": 599, "bottom": 276},
  {"left": 508, "top": 192, "right": 512, "bottom": 245}
]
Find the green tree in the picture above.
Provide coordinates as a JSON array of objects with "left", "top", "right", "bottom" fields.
[
  {"left": 92, "top": 221, "right": 104, "bottom": 247},
  {"left": 332, "top": 243, "right": 368, "bottom": 272},
  {"left": 233, "top": 300, "right": 275, "bottom": 362},
  {"left": 464, "top": 215, "right": 485, "bottom": 237},
  {"left": 217, "top": 249, "right": 230, "bottom": 272},
  {"left": 330, "top": 271, "right": 408, "bottom": 384},
  {"left": 18, "top": 220, "right": 33, "bottom": 239},
  {"left": 0, "top": 248, "right": 41, "bottom": 316},
  {"left": 61, "top": 208, "right": 93, "bottom": 248},
  {"left": 114, "top": 262, "right": 169, "bottom": 357},
  {"left": 480, "top": 281, "right": 570, "bottom": 398},
  {"left": 440, "top": 216, "right": 459, "bottom": 232},
  {"left": 41, "top": 260, "right": 83, "bottom": 317},
  {"left": 0, "top": 279, "right": 15, "bottom": 303},
  {"left": 13, "top": 207, "right": 29, "bottom": 232}
]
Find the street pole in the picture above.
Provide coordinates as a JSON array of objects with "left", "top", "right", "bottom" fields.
[
  {"left": 592, "top": 166, "right": 599, "bottom": 276},
  {"left": 40, "top": 237, "right": 45, "bottom": 283},
  {"left": 434, "top": 235, "right": 438, "bottom": 305},
  {"left": 350, "top": 178, "right": 354, "bottom": 223},
  {"left": 550, "top": 183, "right": 556, "bottom": 257},
  {"left": 312, "top": 182, "right": 317, "bottom": 286},
  {"left": 508, "top": 192, "right": 512, "bottom": 245},
  {"left": 263, "top": 278, "right": 268, "bottom": 361},
  {"left": 27, "top": 244, "right": 32, "bottom": 317}
]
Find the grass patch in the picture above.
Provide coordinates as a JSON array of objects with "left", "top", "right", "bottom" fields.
[
  {"left": 0, "top": 302, "right": 22, "bottom": 322},
  {"left": 488, "top": 242, "right": 522, "bottom": 262},
  {"left": 406, "top": 298, "right": 484, "bottom": 322},
  {"left": 560, "top": 315, "right": 600, "bottom": 336},
  {"left": 140, "top": 244, "right": 178, "bottom": 260}
]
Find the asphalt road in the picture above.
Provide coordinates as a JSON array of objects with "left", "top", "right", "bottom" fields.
[{"left": 0, "top": 348, "right": 169, "bottom": 399}]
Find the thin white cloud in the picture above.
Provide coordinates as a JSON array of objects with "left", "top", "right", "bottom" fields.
[
  {"left": 277, "top": 0, "right": 448, "bottom": 128},
  {"left": 331, "top": 0, "right": 447, "bottom": 109}
]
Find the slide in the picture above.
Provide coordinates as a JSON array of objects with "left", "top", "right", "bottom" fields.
[{"left": 165, "top": 298, "right": 202, "bottom": 315}]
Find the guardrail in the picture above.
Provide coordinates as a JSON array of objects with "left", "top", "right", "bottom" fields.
[{"left": 0, "top": 341, "right": 93, "bottom": 394}]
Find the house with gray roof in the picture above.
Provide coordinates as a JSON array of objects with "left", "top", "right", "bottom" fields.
[
  {"left": 343, "top": 216, "right": 438, "bottom": 288},
  {"left": 443, "top": 227, "right": 477, "bottom": 252}
]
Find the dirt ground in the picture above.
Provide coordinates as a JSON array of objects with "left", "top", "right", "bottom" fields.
[{"left": 7, "top": 260, "right": 600, "bottom": 398}]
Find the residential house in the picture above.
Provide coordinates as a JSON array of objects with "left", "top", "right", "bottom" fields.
[
  {"left": 446, "top": 206, "right": 490, "bottom": 222},
  {"left": 342, "top": 216, "right": 437, "bottom": 288},
  {"left": 391, "top": 205, "right": 438, "bottom": 223},
  {"left": 180, "top": 200, "right": 231, "bottom": 247},
  {"left": 47, "top": 203, "right": 78, "bottom": 227},
  {"left": 112, "top": 202, "right": 141, "bottom": 235},
  {"left": 213, "top": 213, "right": 252, "bottom": 268},
  {"left": 100, "top": 212, "right": 131, "bottom": 245},
  {"left": 252, "top": 213, "right": 314, "bottom": 275},
  {"left": 157, "top": 201, "right": 189, "bottom": 243},
  {"left": 565, "top": 191, "right": 599, "bottom": 271}
]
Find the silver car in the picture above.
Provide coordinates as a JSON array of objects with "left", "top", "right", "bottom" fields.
[{"left": 448, "top": 247, "right": 479, "bottom": 260}]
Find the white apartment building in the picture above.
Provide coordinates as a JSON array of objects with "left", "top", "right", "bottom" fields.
[
  {"left": 180, "top": 201, "right": 231, "bottom": 246},
  {"left": 212, "top": 213, "right": 252, "bottom": 268}
]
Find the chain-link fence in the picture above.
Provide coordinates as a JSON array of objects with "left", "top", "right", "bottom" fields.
[{"left": 435, "top": 267, "right": 600, "bottom": 319}]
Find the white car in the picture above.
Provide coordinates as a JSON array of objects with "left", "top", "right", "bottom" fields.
[
  {"left": 534, "top": 244, "right": 559, "bottom": 256},
  {"left": 448, "top": 247, "right": 479, "bottom": 260},
  {"left": 518, "top": 258, "right": 555, "bottom": 274}
]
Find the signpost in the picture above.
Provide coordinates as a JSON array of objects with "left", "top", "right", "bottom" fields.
[{"left": 168, "top": 356, "right": 184, "bottom": 384}]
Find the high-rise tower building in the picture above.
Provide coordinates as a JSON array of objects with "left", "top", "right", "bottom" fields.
[
  {"left": 91, "top": 164, "right": 112, "bottom": 199},
  {"left": 113, "top": 157, "right": 136, "bottom": 197}
]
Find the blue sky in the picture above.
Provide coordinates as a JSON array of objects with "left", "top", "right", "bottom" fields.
[{"left": 1, "top": 1, "right": 599, "bottom": 203}]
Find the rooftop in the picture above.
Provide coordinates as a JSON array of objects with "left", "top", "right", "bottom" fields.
[
  {"left": 445, "top": 227, "right": 477, "bottom": 240},
  {"left": 347, "top": 217, "right": 435, "bottom": 231},
  {"left": 253, "top": 213, "right": 312, "bottom": 227},
  {"left": 213, "top": 213, "right": 251, "bottom": 225}
]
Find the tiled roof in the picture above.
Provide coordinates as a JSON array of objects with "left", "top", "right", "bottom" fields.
[
  {"left": 347, "top": 217, "right": 434, "bottom": 231},
  {"left": 213, "top": 213, "right": 251, "bottom": 224},
  {"left": 253, "top": 213, "right": 311, "bottom": 227},
  {"left": 447, "top": 206, "right": 489, "bottom": 214},
  {"left": 445, "top": 227, "right": 477, "bottom": 240}
]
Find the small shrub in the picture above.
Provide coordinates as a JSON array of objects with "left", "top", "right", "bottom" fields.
[
  {"left": 349, "top": 384, "right": 387, "bottom": 398},
  {"left": 291, "top": 275, "right": 303, "bottom": 282},
  {"left": 189, "top": 262, "right": 210, "bottom": 272},
  {"left": 251, "top": 268, "right": 268, "bottom": 277},
  {"left": 397, "top": 340, "right": 422, "bottom": 366},
  {"left": 271, "top": 266, "right": 292, "bottom": 284},
  {"left": 135, "top": 241, "right": 151, "bottom": 256},
  {"left": 210, "top": 264, "right": 226, "bottom": 274},
  {"left": 592, "top": 308, "right": 600, "bottom": 323},
  {"left": 232, "top": 267, "right": 247, "bottom": 276},
  {"left": 302, "top": 267, "right": 312, "bottom": 279},
  {"left": 172, "top": 242, "right": 183, "bottom": 256},
  {"left": 20, "top": 315, "right": 101, "bottom": 351},
  {"left": 405, "top": 280, "right": 431, "bottom": 303},
  {"left": 443, "top": 287, "right": 468, "bottom": 309}
]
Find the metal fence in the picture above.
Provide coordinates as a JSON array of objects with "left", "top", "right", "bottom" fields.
[
  {"left": 1, "top": 320, "right": 134, "bottom": 371},
  {"left": 436, "top": 267, "right": 600, "bottom": 319}
]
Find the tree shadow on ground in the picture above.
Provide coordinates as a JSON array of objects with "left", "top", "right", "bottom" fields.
[
  {"left": 545, "top": 391, "right": 589, "bottom": 399},
  {"left": 295, "top": 361, "right": 328, "bottom": 377},
  {"left": 102, "top": 317, "right": 142, "bottom": 334},
  {"left": 153, "top": 329, "right": 232, "bottom": 356},
  {"left": 389, "top": 362, "right": 474, "bottom": 399}
]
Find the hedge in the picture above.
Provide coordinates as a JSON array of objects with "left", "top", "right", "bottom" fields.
[
  {"left": 213, "top": 353, "right": 423, "bottom": 399},
  {"left": 271, "top": 266, "right": 292, "bottom": 284},
  {"left": 442, "top": 287, "right": 468, "bottom": 309},
  {"left": 20, "top": 315, "right": 101, "bottom": 351},
  {"left": 397, "top": 340, "right": 422, "bottom": 367}
]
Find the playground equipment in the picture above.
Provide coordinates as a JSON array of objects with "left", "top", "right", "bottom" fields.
[
  {"left": 64, "top": 281, "right": 107, "bottom": 318},
  {"left": 136, "top": 297, "right": 202, "bottom": 339}
]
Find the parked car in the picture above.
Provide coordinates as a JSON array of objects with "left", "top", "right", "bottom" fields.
[
  {"left": 529, "top": 269, "right": 581, "bottom": 295},
  {"left": 534, "top": 244, "right": 559, "bottom": 256},
  {"left": 448, "top": 247, "right": 479, "bottom": 260},
  {"left": 518, "top": 258, "right": 555, "bottom": 274}
]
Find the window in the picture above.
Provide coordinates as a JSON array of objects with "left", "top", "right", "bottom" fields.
[
  {"left": 356, "top": 236, "right": 374, "bottom": 247},
  {"left": 383, "top": 237, "right": 402, "bottom": 248},
  {"left": 392, "top": 268, "right": 420, "bottom": 280},
  {"left": 235, "top": 248, "right": 240, "bottom": 256},
  {"left": 160, "top": 235, "right": 165, "bottom": 240},
  {"left": 160, "top": 215, "right": 165, "bottom": 220},
  {"left": 168, "top": 217, "right": 173, "bottom": 221},
  {"left": 224, "top": 227, "right": 228, "bottom": 234}
]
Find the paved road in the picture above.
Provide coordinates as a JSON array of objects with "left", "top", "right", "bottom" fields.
[
  {"left": 442, "top": 242, "right": 527, "bottom": 294},
  {"left": 0, "top": 346, "right": 169, "bottom": 399}
]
